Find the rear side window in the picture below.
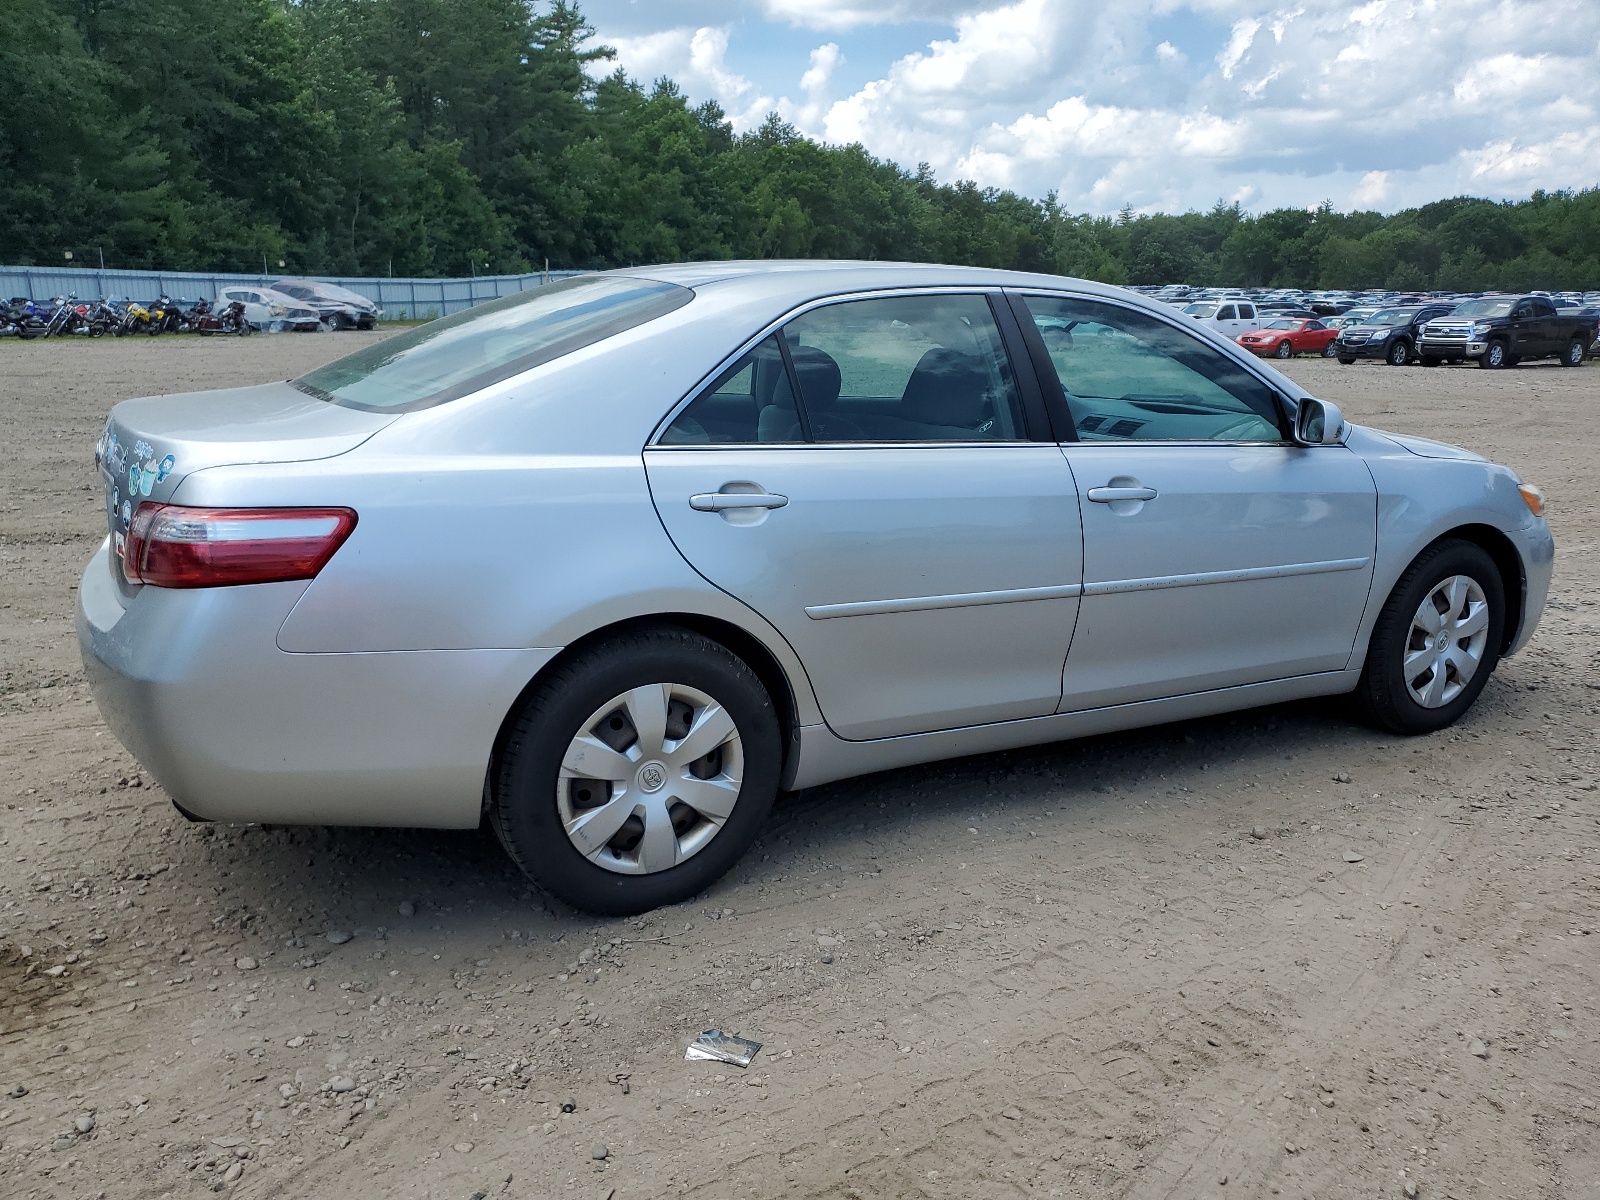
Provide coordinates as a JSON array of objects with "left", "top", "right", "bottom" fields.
[
  {"left": 296, "top": 276, "right": 693, "bottom": 412},
  {"left": 783, "top": 294, "right": 1026, "bottom": 442}
]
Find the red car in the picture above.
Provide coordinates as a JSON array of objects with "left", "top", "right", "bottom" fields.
[{"left": 1237, "top": 318, "right": 1339, "bottom": 359}]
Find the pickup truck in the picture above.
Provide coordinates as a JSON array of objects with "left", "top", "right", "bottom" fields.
[
  {"left": 1181, "top": 299, "right": 1261, "bottom": 339},
  {"left": 1418, "top": 295, "right": 1598, "bottom": 368}
]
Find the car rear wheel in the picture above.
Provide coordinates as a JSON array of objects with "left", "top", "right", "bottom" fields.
[
  {"left": 1321, "top": 341, "right": 1338, "bottom": 358},
  {"left": 1274, "top": 340, "right": 1293, "bottom": 359},
  {"left": 1478, "top": 340, "right": 1506, "bottom": 369},
  {"left": 1386, "top": 339, "right": 1410, "bottom": 366},
  {"left": 1561, "top": 338, "right": 1586, "bottom": 367},
  {"left": 1353, "top": 539, "right": 1504, "bottom": 735},
  {"left": 491, "top": 627, "right": 781, "bottom": 915}
]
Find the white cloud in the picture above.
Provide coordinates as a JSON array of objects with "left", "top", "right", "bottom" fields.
[
  {"left": 1216, "top": 18, "right": 1261, "bottom": 79},
  {"left": 1350, "top": 170, "right": 1390, "bottom": 208},
  {"left": 762, "top": 0, "right": 976, "bottom": 30},
  {"left": 598, "top": 0, "right": 1600, "bottom": 214},
  {"left": 606, "top": 25, "right": 775, "bottom": 128}
]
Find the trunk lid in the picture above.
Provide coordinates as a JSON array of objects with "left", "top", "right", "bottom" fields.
[{"left": 97, "top": 380, "right": 397, "bottom": 557}]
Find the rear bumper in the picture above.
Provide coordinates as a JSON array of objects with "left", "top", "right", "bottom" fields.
[{"left": 76, "top": 538, "right": 556, "bottom": 828}]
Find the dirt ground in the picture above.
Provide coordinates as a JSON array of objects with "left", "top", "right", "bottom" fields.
[{"left": 1, "top": 332, "right": 1597, "bottom": 1200}]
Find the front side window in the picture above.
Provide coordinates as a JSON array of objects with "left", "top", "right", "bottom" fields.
[
  {"left": 1021, "top": 295, "right": 1284, "bottom": 443},
  {"left": 784, "top": 294, "right": 1027, "bottom": 442},
  {"left": 296, "top": 275, "right": 693, "bottom": 412},
  {"left": 1216, "top": 305, "right": 1238, "bottom": 321}
]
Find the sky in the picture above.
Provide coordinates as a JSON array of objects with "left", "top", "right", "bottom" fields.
[{"left": 577, "top": 0, "right": 1600, "bottom": 217}]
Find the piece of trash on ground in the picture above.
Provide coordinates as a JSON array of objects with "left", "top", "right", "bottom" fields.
[{"left": 685, "top": 1029, "right": 762, "bottom": 1068}]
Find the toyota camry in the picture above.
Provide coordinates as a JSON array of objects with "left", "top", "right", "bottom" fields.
[{"left": 79, "top": 262, "right": 1554, "bottom": 914}]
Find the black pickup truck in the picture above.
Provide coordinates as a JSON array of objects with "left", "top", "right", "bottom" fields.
[{"left": 1418, "top": 295, "right": 1598, "bottom": 368}]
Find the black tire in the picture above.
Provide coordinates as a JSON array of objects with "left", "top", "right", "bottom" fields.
[
  {"left": 491, "top": 627, "right": 782, "bottom": 915},
  {"left": 1386, "top": 338, "right": 1410, "bottom": 366},
  {"left": 1353, "top": 539, "right": 1505, "bottom": 735},
  {"left": 1274, "top": 339, "right": 1293, "bottom": 359},
  {"left": 1478, "top": 340, "right": 1507, "bottom": 369},
  {"left": 1337, "top": 356, "right": 1356, "bottom": 365},
  {"left": 1321, "top": 341, "right": 1338, "bottom": 358},
  {"left": 1560, "top": 338, "right": 1586, "bottom": 367}
]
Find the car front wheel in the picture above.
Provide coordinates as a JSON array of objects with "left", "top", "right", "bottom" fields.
[
  {"left": 1274, "top": 340, "right": 1293, "bottom": 359},
  {"left": 1478, "top": 341, "right": 1506, "bottom": 368},
  {"left": 1386, "top": 339, "right": 1410, "bottom": 366},
  {"left": 1353, "top": 539, "right": 1504, "bottom": 735},
  {"left": 491, "top": 627, "right": 781, "bottom": 915}
]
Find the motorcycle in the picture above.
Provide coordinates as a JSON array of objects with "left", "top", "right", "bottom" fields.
[
  {"left": 118, "top": 300, "right": 154, "bottom": 336},
  {"left": 192, "top": 299, "right": 252, "bottom": 336},
  {"left": 147, "top": 294, "right": 187, "bottom": 335},
  {"left": 1, "top": 298, "right": 47, "bottom": 338}
]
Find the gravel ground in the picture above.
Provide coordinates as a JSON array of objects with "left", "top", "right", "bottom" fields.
[{"left": 1, "top": 333, "right": 1597, "bottom": 1200}]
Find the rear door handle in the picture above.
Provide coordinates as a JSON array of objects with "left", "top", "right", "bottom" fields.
[
  {"left": 1087, "top": 485, "right": 1158, "bottom": 503},
  {"left": 689, "top": 492, "right": 789, "bottom": 512}
]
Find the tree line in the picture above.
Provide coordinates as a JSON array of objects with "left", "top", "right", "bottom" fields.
[{"left": 4, "top": 0, "right": 1597, "bottom": 290}]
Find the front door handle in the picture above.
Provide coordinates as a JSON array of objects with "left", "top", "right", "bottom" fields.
[
  {"left": 1087, "top": 485, "right": 1158, "bottom": 503},
  {"left": 690, "top": 492, "right": 789, "bottom": 512}
]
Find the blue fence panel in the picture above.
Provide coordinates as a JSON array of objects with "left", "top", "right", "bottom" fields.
[{"left": 0, "top": 265, "right": 582, "bottom": 317}]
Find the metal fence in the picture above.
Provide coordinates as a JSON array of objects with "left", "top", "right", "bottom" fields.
[{"left": 0, "top": 265, "right": 584, "bottom": 319}]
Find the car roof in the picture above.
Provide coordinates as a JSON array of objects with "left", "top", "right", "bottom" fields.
[{"left": 608, "top": 260, "right": 1141, "bottom": 306}]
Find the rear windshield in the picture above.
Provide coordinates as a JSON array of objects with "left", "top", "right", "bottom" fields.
[
  {"left": 1449, "top": 298, "right": 1515, "bottom": 318},
  {"left": 295, "top": 276, "right": 693, "bottom": 411}
]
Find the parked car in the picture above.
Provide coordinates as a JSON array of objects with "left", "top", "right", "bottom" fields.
[
  {"left": 216, "top": 286, "right": 322, "bottom": 333},
  {"left": 1236, "top": 318, "right": 1339, "bottom": 359},
  {"left": 271, "top": 279, "right": 379, "bottom": 330},
  {"left": 1335, "top": 304, "right": 1457, "bottom": 366},
  {"left": 1419, "top": 295, "right": 1597, "bottom": 368},
  {"left": 80, "top": 263, "right": 1553, "bottom": 915},
  {"left": 1182, "top": 299, "right": 1262, "bottom": 338}
]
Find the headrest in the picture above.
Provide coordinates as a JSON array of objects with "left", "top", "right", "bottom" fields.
[
  {"left": 790, "top": 345, "right": 842, "bottom": 410},
  {"left": 901, "top": 348, "right": 989, "bottom": 428}
]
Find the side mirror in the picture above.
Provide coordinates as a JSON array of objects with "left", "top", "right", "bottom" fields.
[{"left": 1294, "top": 397, "right": 1347, "bottom": 446}]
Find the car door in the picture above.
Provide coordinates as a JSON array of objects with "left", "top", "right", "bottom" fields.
[
  {"left": 1508, "top": 300, "right": 1542, "bottom": 359},
  {"left": 1529, "top": 297, "right": 1561, "bottom": 354},
  {"left": 1236, "top": 303, "right": 1259, "bottom": 335},
  {"left": 645, "top": 291, "right": 1084, "bottom": 741},
  {"left": 1008, "top": 292, "right": 1378, "bottom": 712}
]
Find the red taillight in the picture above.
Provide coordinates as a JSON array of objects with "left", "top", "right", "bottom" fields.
[{"left": 124, "top": 505, "right": 357, "bottom": 588}]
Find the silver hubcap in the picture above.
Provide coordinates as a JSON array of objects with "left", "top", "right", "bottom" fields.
[
  {"left": 558, "top": 683, "right": 743, "bottom": 875},
  {"left": 1404, "top": 575, "right": 1490, "bottom": 708}
]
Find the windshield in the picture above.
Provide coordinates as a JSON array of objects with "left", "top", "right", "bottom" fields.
[
  {"left": 1449, "top": 298, "right": 1515, "bottom": 319},
  {"left": 1368, "top": 309, "right": 1418, "bottom": 326},
  {"left": 1263, "top": 320, "right": 1298, "bottom": 330},
  {"left": 295, "top": 276, "right": 693, "bottom": 411},
  {"left": 1182, "top": 303, "right": 1218, "bottom": 317}
]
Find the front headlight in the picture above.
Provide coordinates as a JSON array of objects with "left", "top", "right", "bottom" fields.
[
  {"left": 1370, "top": 328, "right": 1392, "bottom": 340},
  {"left": 1472, "top": 322, "right": 1492, "bottom": 336},
  {"left": 270, "top": 305, "right": 287, "bottom": 316},
  {"left": 1518, "top": 483, "right": 1546, "bottom": 517}
]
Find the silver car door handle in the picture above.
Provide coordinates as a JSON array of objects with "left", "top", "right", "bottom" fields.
[
  {"left": 689, "top": 492, "right": 789, "bottom": 512},
  {"left": 1087, "top": 485, "right": 1158, "bottom": 503}
]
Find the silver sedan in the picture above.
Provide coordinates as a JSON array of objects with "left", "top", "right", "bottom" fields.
[{"left": 78, "top": 263, "right": 1554, "bottom": 914}]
